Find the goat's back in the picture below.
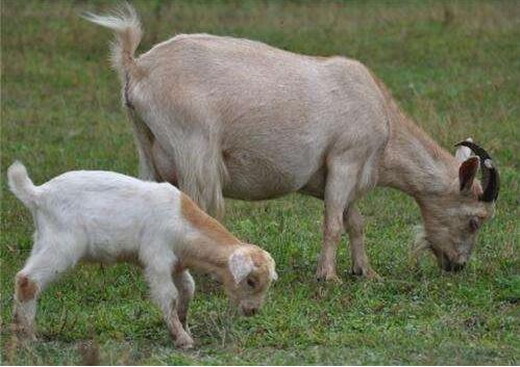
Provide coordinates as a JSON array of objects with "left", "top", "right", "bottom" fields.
[
  {"left": 123, "top": 33, "right": 391, "bottom": 203},
  {"left": 134, "top": 33, "right": 382, "bottom": 115},
  {"left": 34, "top": 171, "right": 184, "bottom": 246}
]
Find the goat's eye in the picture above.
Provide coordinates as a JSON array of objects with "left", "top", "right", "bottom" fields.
[
  {"left": 469, "top": 217, "right": 481, "bottom": 232},
  {"left": 247, "top": 278, "right": 256, "bottom": 288}
]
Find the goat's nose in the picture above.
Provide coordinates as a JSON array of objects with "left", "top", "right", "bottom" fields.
[
  {"left": 442, "top": 259, "right": 466, "bottom": 272},
  {"left": 452, "top": 263, "right": 465, "bottom": 272}
]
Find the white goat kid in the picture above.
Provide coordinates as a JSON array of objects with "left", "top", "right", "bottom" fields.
[
  {"left": 7, "top": 162, "right": 277, "bottom": 349},
  {"left": 84, "top": 6, "right": 499, "bottom": 281}
]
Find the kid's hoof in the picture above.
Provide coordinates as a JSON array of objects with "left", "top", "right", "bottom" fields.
[
  {"left": 11, "top": 323, "right": 37, "bottom": 342},
  {"left": 175, "top": 335, "right": 194, "bottom": 350}
]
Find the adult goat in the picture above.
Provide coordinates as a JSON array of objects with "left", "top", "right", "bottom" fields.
[{"left": 84, "top": 5, "right": 499, "bottom": 281}]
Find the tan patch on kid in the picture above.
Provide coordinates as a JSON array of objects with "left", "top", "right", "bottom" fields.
[
  {"left": 180, "top": 193, "right": 240, "bottom": 246},
  {"left": 16, "top": 275, "right": 38, "bottom": 302}
]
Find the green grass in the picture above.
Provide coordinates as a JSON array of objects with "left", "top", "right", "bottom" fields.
[{"left": 1, "top": 0, "right": 519, "bottom": 364}]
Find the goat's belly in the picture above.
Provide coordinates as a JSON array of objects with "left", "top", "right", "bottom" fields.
[
  {"left": 152, "top": 139, "right": 178, "bottom": 185},
  {"left": 222, "top": 148, "right": 318, "bottom": 200}
]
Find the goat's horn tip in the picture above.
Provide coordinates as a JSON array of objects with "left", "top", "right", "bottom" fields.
[{"left": 484, "top": 159, "right": 494, "bottom": 169}]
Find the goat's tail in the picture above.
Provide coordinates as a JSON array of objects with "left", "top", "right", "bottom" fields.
[
  {"left": 7, "top": 161, "right": 39, "bottom": 208},
  {"left": 82, "top": 4, "right": 142, "bottom": 81}
]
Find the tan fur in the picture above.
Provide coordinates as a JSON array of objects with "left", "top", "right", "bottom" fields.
[
  {"left": 87, "top": 6, "right": 497, "bottom": 278},
  {"left": 250, "top": 249, "right": 276, "bottom": 289},
  {"left": 15, "top": 275, "right": 38, "bottom": 302},
  {"left": 12, "top": 274, "right": 38, "bottom": 340},
  {"left": 177, "top": 194, "right": 275, "bottom": 314},
  {"left": 220, "top": 245, "right": 275, "bottom": 314},
  {"left": 180, "top": 193, "right": 240, "bottom": 247},
  {"left": 417, "top": 191, "right": 494, "bottom": 269},
  {"left": 178, "top": 240, "right": 275, "bottom": 315}
]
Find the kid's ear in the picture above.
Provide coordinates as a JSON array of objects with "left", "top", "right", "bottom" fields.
[{"left": 228, "top": 248, "right": 255, "bottom": 284}]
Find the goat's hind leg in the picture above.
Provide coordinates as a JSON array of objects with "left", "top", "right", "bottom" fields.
[
  {"left": 12, "top": 273, "right": 39, "bottom": 340},
  {"left": 128, "top": 111, "right": 161, "bottom": 182},
  {"left": 12, "top": 243, "right": 79, "bottom": 340},
  {"left": 143, "top": 256, "right": 193, "bottom": 349}
]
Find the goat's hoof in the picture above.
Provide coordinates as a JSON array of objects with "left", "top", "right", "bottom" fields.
[
  {"left": 11, "top": 323, "right": 37, "bottom": 342},
  {"left": 315, "top": 271, "right": 342, "bottom": 283},
  {"left": 175, "top": 335, "right": 194, "bottom": 350},
  {"left": 352, "top": 267, "right": 381, "bottom": 280},
  {"left": 16, "top": 333, "right": 37, "bottom": 342}
]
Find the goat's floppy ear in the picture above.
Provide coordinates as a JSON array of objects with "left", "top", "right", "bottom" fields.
[
  {"left": 228, "top": 248, "right": 255, "bottom": 284},
  {"left": 455, "top": 137, "right": 473, "bottom": 162},
  {"left": 263, "top": 250, "right": 278, "bottom": 281},
  {"left": 459, "top": 156, "right": 479, "bottom": 192}
]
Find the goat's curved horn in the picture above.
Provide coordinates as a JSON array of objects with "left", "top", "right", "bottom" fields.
[{"left": 454, "top": 141, "right": 500, "bottom": 202}]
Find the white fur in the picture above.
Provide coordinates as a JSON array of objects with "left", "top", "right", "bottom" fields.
[
  {"left": 228, "top": 248, "right": 255, "bottom": 284},
  {"left": 412, "top": 225, "right": 430, "bottom": 256},
  {"left": 7, "top": 161, "right": 38, "bottom": 208},
  {"left": 7, "top": 162, "right": 274, "bottom": 348},
  {"left": 10, "top": 164, "right": 187, "bottom": 269}
]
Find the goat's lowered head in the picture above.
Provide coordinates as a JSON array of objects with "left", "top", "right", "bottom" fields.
[
  {"left": 224, "top": 245, "right": 278, "bottom": 316},
  {"left": 415, "top": 139, "right": 500, "bottom": 272}
]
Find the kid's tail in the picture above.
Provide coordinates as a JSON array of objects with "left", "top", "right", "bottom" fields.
[{"left": 7, "top": 161, "right": 38, "bottom": 208}]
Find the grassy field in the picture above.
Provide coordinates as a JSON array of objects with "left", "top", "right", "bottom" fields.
[{"left": 1, "top": 0, "right": 519, "bottom": 364}]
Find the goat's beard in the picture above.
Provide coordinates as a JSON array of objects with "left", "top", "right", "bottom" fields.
[{"left": 411, "top": 225, "right": 431, "bottom": 262}]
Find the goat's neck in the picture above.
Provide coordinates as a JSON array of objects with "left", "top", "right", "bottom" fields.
[
  {"left": 178, "top": 193, "right": 241, "bottom": 281},
  {"left": 378, "top": 115, "right": 459, "bottom": 199},
  {"left": 180, "top": 235, "right": 240, "bottom": 282}
]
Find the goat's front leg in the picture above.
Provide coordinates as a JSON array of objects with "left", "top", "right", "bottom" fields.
[
  {"left": 172, "top": 270, "right": 195, "bottom": 331},
  {"left": 144, "top": 261, "right": 193, "bottom": 349},
  {"left": 344, "top": 206, "right": 380, "bottom": 279},
  {"left": 316, "top": 161, "right": 357, "bottom": 282}
]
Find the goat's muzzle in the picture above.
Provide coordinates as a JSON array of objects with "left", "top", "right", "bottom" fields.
[
  {"left": 440, "top": 253, "right": 466, "bottom": 272},
  {"left": 443, "top": 261, "right": 466, "bottom": 272},
  {"left": 240, "top": 306, "right": 259, "bottom": 317}
]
